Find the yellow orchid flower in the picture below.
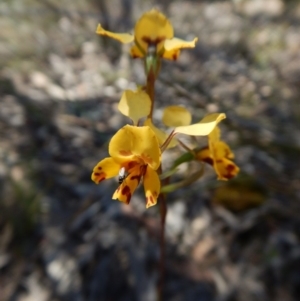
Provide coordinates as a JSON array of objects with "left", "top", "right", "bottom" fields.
[
  {"left": 91, "top": 125, "right": 161, "bottom": 208},
  {"left": 196, "top": 126, "right": 240, "bottom": 180},
  {"left": 96, "top": 8, "right": 198, "bottom": 61},
  {"left": 130, "top": 105, "right": 226, "bottom": 152}
]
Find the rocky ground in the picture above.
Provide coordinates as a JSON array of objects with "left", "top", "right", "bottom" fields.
[{"left": 1, "top": 0, "right": 300, "bottom": 300}]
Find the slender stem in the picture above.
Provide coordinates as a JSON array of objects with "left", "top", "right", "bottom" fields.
[
  {"left": 145, "top": 59, "right": 165, "bottom": 301},
  {"left": 160, "top": 165, "right": 204, "bottom": 193},
  {"left": 158, "top": 193, "right": 167, "bottom": 301},
  {"left": 146, "top": 69, "right": 155, "bottom": 119},
  {"left": 177, "top": 139, "right": 195, "bottom": 153},
  {"left": 160, "top": 130, "right": 175, "bottom": 153}
]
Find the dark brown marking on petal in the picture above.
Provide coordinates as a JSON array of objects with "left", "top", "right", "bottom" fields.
[
  {"left": 122, "top": 185, "right": 130, "bottom": 195},
  {"left": 202, "top": 157, "right": 214, "bottom": 166},
  {"left": 153, "top": 191, "right": 158, "bottom": 197},
  {"left": 225, "top": 164, "right": 236, "bottom": 179},
  {"left": 130, "top": 174, "right": 142, "bottom": 183},
  {"left": 93, "top": 173, "right": 106, "bottom": 184},
  {"left": 172, "top": 53, "right": 178, "bottom": 61},
  {"left": 140, "top": 165, "right": 147, "bottom": 176},
  {"left": 128, "top": 161, "right": 137, "bottom": 169},
  {"left": 220, "top": 164, "right": 236, "bottom": 179},
  {"left": 146, "top": 196, "right": 153, "bottom": 207},
  {"left": 216, "top": 159, "right": 223, "bottom": 163},
  {"left": 97, "top": 166, "right": 102, "bottom": 170},
  {"left": 119, "top": 150, "right": 132, "bottom": 156},
  {"left": 142, "top": 36, "right": 165, "bottom": 45},
  {"left": 227, "top": 164, "right": 235, "bottom": 173},
  {"left": 121, "top": 185, "right": 131, "bottom": 204}
]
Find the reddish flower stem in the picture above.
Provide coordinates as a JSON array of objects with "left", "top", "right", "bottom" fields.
[
  {"left": 146, "top": 68, "right": 155, "bottom": 120},
  {"left": 158, "top": 192, "right": 167, "bottom": 301},
  {"left": 145, "top": 66, "right": 166, "bottom": 300}
]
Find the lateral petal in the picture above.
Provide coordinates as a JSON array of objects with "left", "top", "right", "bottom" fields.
[
  {"left": 143, "top": 166, "right": 160, "bottom": 208},
  {"left": 164, "top": 37, "right": 198, "bottom": 51},
  {"left": 162, "top": 48, "right": 180, "bottom": 61},
  {"left": 174, "top": 113, "right": 226, "bottom": 136},
  {"left": 96, "top": 24, "right": 134, "bottom": 44},
  {"left": 91, "top": 157, "right": 120, "bottom": 184}
]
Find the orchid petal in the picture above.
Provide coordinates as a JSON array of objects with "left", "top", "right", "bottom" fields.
[
  {"left": 143, "top": 166, "right": 160, "bottom": 208},
  {"left": 109, "top": 125, "right": 161, "bottom": 170},
  {"left": 164, "top": 37, "right": 198, "bottom": 51},
  {"left": 134, "top": 9, "right": 173, "bottom": 54},
  {"left": 91, "top": 157, "right": 120, "bottom": 184},
  {"left": 118, "top": 90, "right": 151, "bottom": 125},
  {"left": 174, "top": 113, "right": 226, "bottom": 136},
  {"left": 162, "top": 106, "right": 192, "bottom": 127},
  {"left": 96, "top": 24, "right": 134, "bottom": 44}
]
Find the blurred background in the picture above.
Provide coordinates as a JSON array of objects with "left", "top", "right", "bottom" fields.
[{"left": 1, "top": 0, "right": 300, "bottom": 300}]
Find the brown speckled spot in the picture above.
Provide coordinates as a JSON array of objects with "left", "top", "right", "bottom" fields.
[
  {"left": 121, "top": 185, "right": 131, "bottom": 204},
  {"left": 149, "top": 196, "right": 154, "bottom": 204},
  {"left": 128, "top": 161, "right": 137, "bottom": 169},
  {"left": 130, "top": 174, "right": 142, "bottom": 183},
  {"left": 227, "top": 164, "right": 235, "bottom": 172},
  {"left": 224, "top": 164, "right": 236, "bottom": 179},
  {"left": 94, "top": 172, "right": 100, "bottom": 176},
  {"left": 121, "top": 185, "right": 130, "bottom": 194},
  {"left": 172, "top": 53, "right": 178, "bottom": 60},
  {"left": 97, "top": 166, "right": 102, "bottom": 170}
]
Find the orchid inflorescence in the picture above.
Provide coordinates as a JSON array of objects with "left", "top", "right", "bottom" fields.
[{"left": 91, "top": 8, "right": 239, "bottom": 209}]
